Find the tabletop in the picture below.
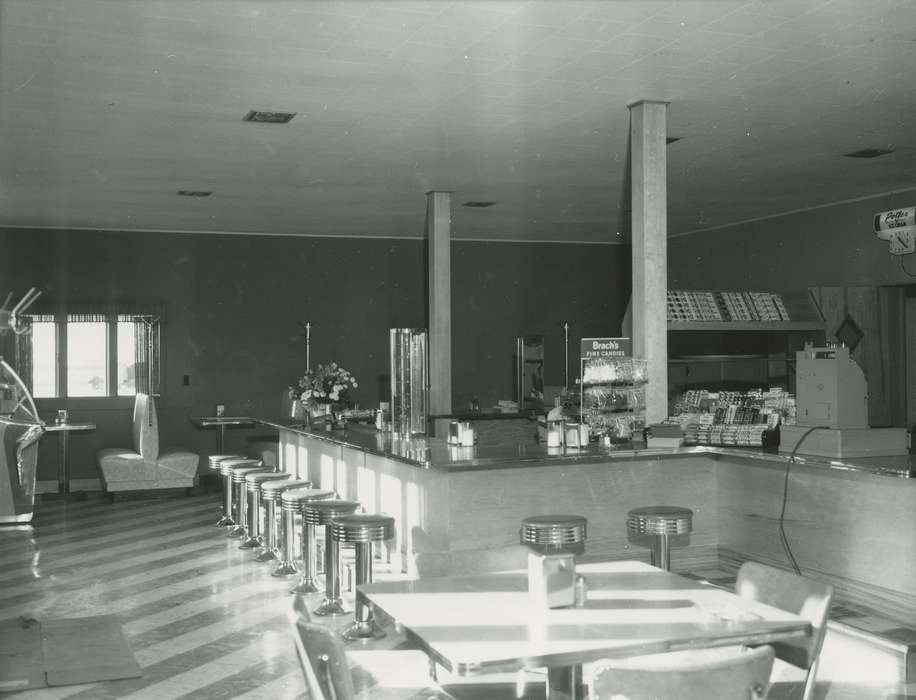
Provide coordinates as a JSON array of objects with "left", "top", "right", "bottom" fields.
[
  {"left": 189, "top": 416, "right": 258, "bottom": 428},
  {"left": 43, "top": 422, "right": 96, "bottom": 433},
  {"left": 359, "top": 559, "right": 811, "bottom": 676}
]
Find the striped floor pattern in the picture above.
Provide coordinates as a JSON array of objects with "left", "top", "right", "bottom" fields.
[
  {"left": 0, "top": 493, "right": 315, "bottom": 699},
  {"left": 2, "top": 493, "right": 914, "bottom": 700}
]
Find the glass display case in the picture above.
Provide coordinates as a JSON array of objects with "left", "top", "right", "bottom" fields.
[{"left": 390, "top": 328, "right": 428, "bottom": 438}]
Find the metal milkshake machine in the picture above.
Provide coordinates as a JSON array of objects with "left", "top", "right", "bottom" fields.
[{"left": 389, "top": 328, "right": 428, "bottom": 438}]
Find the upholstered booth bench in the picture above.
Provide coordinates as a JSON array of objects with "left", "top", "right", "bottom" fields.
[{"left": 97, "top": 393, "right": 199, "bottom": 498}]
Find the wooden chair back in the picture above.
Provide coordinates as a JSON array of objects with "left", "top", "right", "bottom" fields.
[{"left": 591, "top": 645, "right": 775, "bottom": 700}]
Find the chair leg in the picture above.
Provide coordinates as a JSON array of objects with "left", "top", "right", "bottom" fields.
[{"left": 800, "top": 659, "right": 820, "bottom": 700}]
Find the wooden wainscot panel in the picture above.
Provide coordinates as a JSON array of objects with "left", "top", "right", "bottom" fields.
[
  {"left": 716, "top": 455, "right": 916, "bottom": 621},
  {"left": 364, "top": 452, "right": 450, "bottom": 578},
  {"left": 443, "top": 455, "right": 719, "bottom": 576}
]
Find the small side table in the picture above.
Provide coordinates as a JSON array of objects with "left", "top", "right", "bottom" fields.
[
  {"left": 189, "top": 416, "right": 257, "bottom": 454},
  {"left": 43, "top": 422, "right": 97, "bottom": 499}
]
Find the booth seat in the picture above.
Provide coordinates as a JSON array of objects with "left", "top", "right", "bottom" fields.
[{"left": 97, "top": 393, "right": 199, "bottom": 494}]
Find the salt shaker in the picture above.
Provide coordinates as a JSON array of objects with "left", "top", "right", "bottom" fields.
[{"left": 574, "top": 574, "right": 588, "bottom": 607}]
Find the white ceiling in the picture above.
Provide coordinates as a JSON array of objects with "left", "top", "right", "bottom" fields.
[{"left": 1, "top": 0, "right": 914, "bottom": 243}]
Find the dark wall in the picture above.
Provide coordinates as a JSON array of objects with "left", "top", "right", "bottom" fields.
[
  {"left": 668, "top": 192, "right": 916, "bottom": 290},
  {"left": 1, "top": 229, "right": 629, "bottom": 480}
]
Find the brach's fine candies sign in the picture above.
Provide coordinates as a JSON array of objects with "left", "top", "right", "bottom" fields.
[
  {"left": 580, "top": 337, "right": 631, "bottom": 360},
  {"left": 874, "top": 207, "right": 916, "bottom": 232}
]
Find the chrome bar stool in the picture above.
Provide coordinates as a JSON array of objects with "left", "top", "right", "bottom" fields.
[
  {"left": 240, "top": 472, "right": 291, "bottom": 550},
  {"left": 258, "top": 478, "right": 312, "bottom": 563},
  {"left": 220, "top": 458, "right": 263, "bottom": 536},
  {"left": 228, "top": 463, "right": 270, "bottom": 539},
  {"left": 208, "top": 453, "right": 244, "bottom": 526},
  {"left": 520, "top": 514, "right": 588, "bottom": 556},
  {"left": 626, "top": 505, "right": 693, "bottom": 571},
  {"left": 333, "top": 514, "right": 396, "bottom": 641},
  {"left": 274, "top": 487, "right": 335, "bottom": 579},
  {"left": 307, "top": 499, "right": 361, "bottom": 617}
]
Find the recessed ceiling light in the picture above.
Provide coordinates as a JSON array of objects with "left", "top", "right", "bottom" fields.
[
  {"left": 463, "top": 201, "right": 496, "bottom": 208},
  {"left": 666, "top": 137, "right": 682, "bottom": 145},
  {"left": 843, "top": 147, "right": 893, "bottom": 158},
  {"left": 177, "top": 190, "right": 212, "bottom": 197},
  {"left": 243, "top": 110, "right": 296, "bottom": 124}
]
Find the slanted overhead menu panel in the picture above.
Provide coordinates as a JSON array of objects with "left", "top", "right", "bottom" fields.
[{"left": 666, "top": 290, "right": 825, "bottom": 331}]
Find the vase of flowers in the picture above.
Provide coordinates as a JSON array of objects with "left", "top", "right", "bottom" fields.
[{"left": 288, "top": 362, "right": 358, "bottom": 423}]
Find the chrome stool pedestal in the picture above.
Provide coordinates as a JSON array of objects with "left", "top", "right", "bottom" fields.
[
  {"left": 258, "top": 478, "right": 312, "bottom": 563},
  {"left": 275, "top": 487, "right": 334, "bottom": 579},
  {"left": 221, "top": 459, "right": 263, "bottom": 536},
  {"left": 333, "top": 513, "right": 396, "bottom": 641},
  {"left": 520, "top": 514, "right": 588, "bottom": 557},
  {"left": 626, "top": 505, "right": 693, "bottom": 571},
  {"left": 228, "top": 463, "right": 269, "bottom": 540},
  {"left": 209, "top": 454, "right": 244, "bottom": 526},
  {"left": 306, "top": 499, "right": 361, "bottom": 616},
  {"left": 241, "top": 472, "right": 290, "bottom": 550}
]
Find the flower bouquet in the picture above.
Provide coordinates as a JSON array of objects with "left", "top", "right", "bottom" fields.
[{"left": 289, "top": 362, "right": 358, "bottom": 423}]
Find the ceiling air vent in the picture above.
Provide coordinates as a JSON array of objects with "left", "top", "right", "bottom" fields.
[
  {"left": 463, "top": 201, "right": 496, "bottom": 208},
  {"left": 243, "top": 110, "right": 296, "bottom": 124},
  {"left": 666, "top": 137, "right": 682, "bottom": 145},
  {"left": 843, "top": 147, "right": 893, "bottom": 158},
  {"left": 177, "top": 190, "right": 212, "bottom": 197}
]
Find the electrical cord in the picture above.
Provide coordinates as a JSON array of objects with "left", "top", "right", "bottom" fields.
[{"left": 779, "top": 425, "right": 826, "bottom": 576}]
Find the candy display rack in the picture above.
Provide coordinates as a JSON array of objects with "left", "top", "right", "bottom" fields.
[{"left": 580, "top": 354, "right": 647, "bottom": 444}]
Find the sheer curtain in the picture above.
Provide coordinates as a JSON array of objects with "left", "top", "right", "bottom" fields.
[{"left": 131, "top": 315, "right": 161, "bottom": 396}]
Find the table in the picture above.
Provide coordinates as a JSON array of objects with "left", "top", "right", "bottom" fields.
[
  {"left": 189, "top": 416, "right": 257, "bottom": 454},
  {"left": 43, "top": 422, "right": 96, "bottom": 497},
  {"left": 360, "top": 559, "right": 811, "bottom": 700}
]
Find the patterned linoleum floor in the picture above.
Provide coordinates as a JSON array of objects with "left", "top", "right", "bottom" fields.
[{"left": 0, "top": 493, "right": 913, "bottom": 699}]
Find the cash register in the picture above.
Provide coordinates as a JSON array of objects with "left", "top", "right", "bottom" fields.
[{"left": 779, "top": 343, "right": 907, "bottom": 457}]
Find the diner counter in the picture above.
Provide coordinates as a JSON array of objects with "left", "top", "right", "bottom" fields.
[
  {"left": 253, "top": 418, "right": 914, "bottom": 478},
  {"left": 250, "top": 415, "right": 916, "bottom": 624}
]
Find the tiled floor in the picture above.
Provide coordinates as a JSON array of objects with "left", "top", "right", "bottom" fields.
[{"left": 0, "top": 492, "right": 913, "bottom": 699}]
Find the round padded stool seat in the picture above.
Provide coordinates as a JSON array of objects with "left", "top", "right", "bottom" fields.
[
  {"left": 219, "top": 459, "right": 263, "bottom": 534},
  {"left": 209, "top": 454, "right": 246, "bottom": 527},
  {"left": 302, "top": 499, "right": 361, "bottom": 524},
  {"left": 331, "top": 513, "right": 395, "bottom": 543},
  {"left": 308, "top": 500, "right": 362, "bottom": 619},
  {"left": 281, "top": 488, "right": 337, "bottom": 512},
  {"left": 261, "top": 478, "right": 313, "bottom": 502},
  {"left": 272, "top": 487, "right": 334, "bottom": 578},
  {"left": 208, "top": 454, "right": 244, "bottom": 470},
  {"left": 245, "top": 471, "right": 290, "bottom": 490},
  {"left": 627, "top": 506, "right": 693, "bottom": 571},
  {"left": 220, "top": 458, "right": 261, "bottom": 477},
  {"left": 520, "top": 514, "right": 587, "bottom": 556},
  {"left": 231, "top": 466, "right": 271, "bottom": 483}
]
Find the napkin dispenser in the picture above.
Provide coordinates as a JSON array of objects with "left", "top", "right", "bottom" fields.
[{"left": 528, "top": 551, "right": 576, "bottom": 609}]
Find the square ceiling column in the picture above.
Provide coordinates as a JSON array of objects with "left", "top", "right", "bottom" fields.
[
  {"left": 427, "top": 190, "right": 452, "bottom": 416},
  {"left": 629, "top": 100, "right": 668, "bottom": 425}
]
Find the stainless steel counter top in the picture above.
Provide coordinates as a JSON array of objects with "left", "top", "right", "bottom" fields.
[{"left": 255, "top": 418, "right": 915, "bottom": 479}]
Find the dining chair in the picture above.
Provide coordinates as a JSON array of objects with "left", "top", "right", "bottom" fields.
[
  {"left": 590, "top": 645, "right": 775, "bottom": 700},
  {"left": 289, "top": 602, "right": 542, "bottom": 700},
  {"left": 735, "top": 562, "right": 834, "bottom": 700}
]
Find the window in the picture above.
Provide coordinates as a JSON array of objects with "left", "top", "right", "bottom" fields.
[
  {"left": 22, "top": 307, "right": 163, "bottom": 399},
  {"left": 67, "top": 320, "right": 108, "bottom": 397}
]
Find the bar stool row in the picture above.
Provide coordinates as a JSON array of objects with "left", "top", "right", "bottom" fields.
[{"left": 208, "top": 453, "right": 395, "bottom": 641}]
